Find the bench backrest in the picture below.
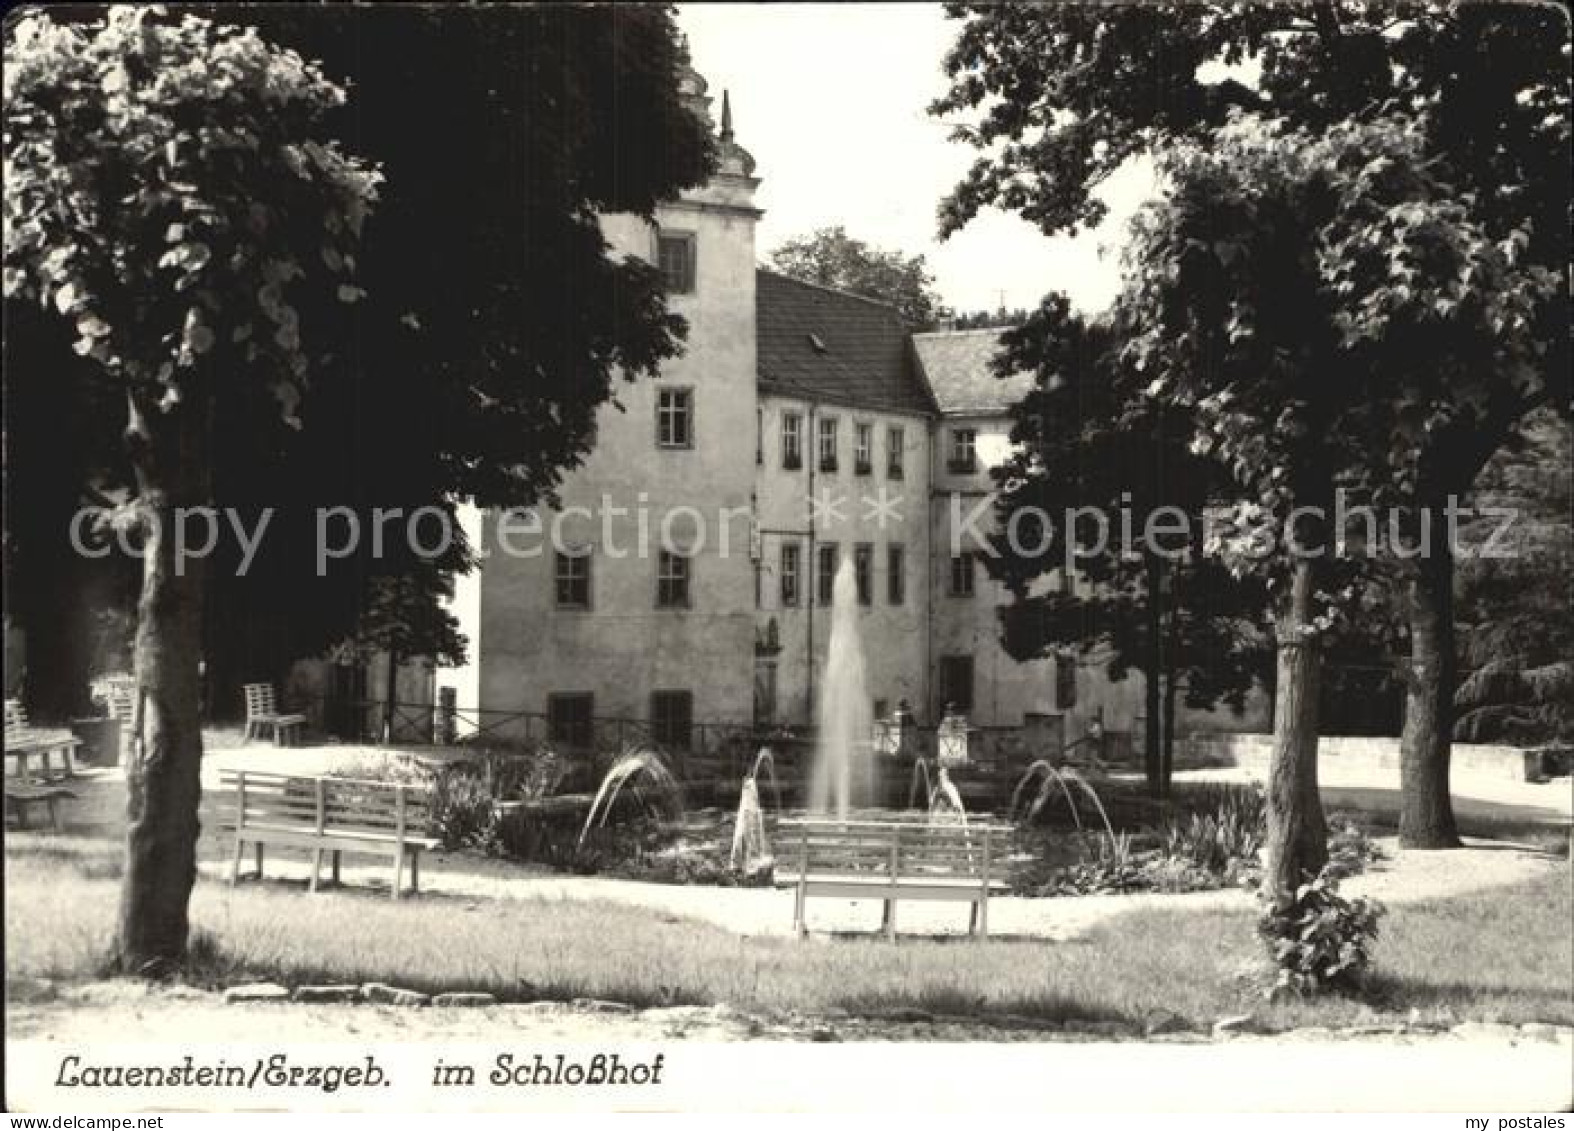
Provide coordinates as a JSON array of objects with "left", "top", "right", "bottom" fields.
[
  {"left": 781, "top": 818, "right": 1011, "bottom": 882},
  {"left": 97, "top": 677, "right": 136, "bottom": 723},
  {"left": 242, "top": 683, "right": 282, "bottom": 721},
  {"left": 222, "top": 770, "right": 433, "bottom": 840}
]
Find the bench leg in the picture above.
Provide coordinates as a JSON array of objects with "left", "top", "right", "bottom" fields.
[
  {"left": 969, "top": 901, "right": 980, "bottom": 937},
  {"left": 230, "top": 836, "right": 244, "bottom": 886},
  {"left": 884, "top": 899, "right": 897, "bottom": 943},
  {"left": 254, "top": 842, "right": 264, "bottom": 878},
  {"left": 309, "top": 848, "right": 323, "bottom": 893},
  {"left": 410, "top": 850, "right": 419, "bottom": 894},
  {"left": 793, "top": 881, "right": 807, "bottom": 938},
  {"left": 978, "top": 895, "right": 989, "bottom": 939},
  {"left": 391, "top": 848, "right": 404, "bottom": 900},
  {"left": 331, "top": 850, "right": 341, "bottom": 886}
]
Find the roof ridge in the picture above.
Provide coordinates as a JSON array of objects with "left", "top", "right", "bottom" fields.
[
  {"left": 910, "top": 326, "right": 1019, "bottom": 339},
  {"left": 756, "top": 268, "right": 905, "bottom": 317}
]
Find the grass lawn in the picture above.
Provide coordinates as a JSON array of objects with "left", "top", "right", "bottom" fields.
[{"left": 7, "top": 836, "right": 1569, "bottom": 1031}]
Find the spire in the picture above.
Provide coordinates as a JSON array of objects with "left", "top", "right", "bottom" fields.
[{"left": 714, "top": 88, "right": 755, "bottom": 178}]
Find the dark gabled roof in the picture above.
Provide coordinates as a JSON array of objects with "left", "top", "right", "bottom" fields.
[
  {"left": 755, "top": 270, "right": 935, "bottom": 416},
  {"left": 911, "top": 327, "right": 1036, "bottom": 415}
]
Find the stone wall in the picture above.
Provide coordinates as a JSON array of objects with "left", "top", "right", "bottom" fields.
[{"left": 1176, "top": 731, "right": 1542, "bottom": 781}]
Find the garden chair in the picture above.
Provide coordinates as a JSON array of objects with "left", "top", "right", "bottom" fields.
[{"left": 242, "top": 683, "right": 307, "bottom": 746}]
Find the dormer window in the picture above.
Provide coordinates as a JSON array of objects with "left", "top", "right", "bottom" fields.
[{"left": 657, "top": 231, "right": 695, "bottom": 294}]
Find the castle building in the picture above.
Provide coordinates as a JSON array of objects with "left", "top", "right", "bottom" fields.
[{"left": 440, "top": 63, "right": 1215, "bottom": 752}]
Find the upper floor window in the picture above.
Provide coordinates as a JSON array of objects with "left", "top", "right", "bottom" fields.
[
  {"left": 1056, "top": 651, "right": 1078, "bottom": 709},
  {"left": 554, "top": 549, "right": 591, "bottom": 609},
  {"left": 782, "top": 412, "right": 803, "bottom": 470},
  {"left": 854, "top": 543, "right": 873, "bottom": 606},
  {"left": 948, "top": 428, "right": 978, "bottom": 474},
  {"left": 887, "top": 544, "right": 905, "bottom": 605},
  {"left": 854, "top": 423, "right": 873, "bottom": 476},
  {"left": 657, "top": 231, "right": 695, "bottom": 294},
  {"left": 948, "top": 552, "right": 975, "bottom": 597},
  {"left": 657, "top": 550, "right": 691, "bottom": 608},
  {"left": 780, "top": 542, "right": 801, "bottom": 607},
  {"left": 656, "top": 388, "right": 693, "bottom": 449},
  {"left": 887, "top": 425, "right": 905, "bottom": 479},
  {"left": 816, "top": 543, "right": 838, "bottom": 606},
  {"left": 818, "top": 417, "right": 838, "bottom": 472}
]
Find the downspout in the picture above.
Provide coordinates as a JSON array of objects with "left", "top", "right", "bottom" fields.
[
  {"left": 924, "top": 414, "right": 937, "bottom": 724},
  {"left": 805, "top": 401, "right": 818, "bottom": 724}
]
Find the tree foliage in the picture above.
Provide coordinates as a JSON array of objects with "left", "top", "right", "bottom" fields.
[
  {"left": 1453, "top": 413, "right": 1574, "bottom": 745},
  {"left": 986, "top": 295, "right": 1271, "bottom": 794},
  {"left": 5, "top": 5, "right": 718, "bottom": 713},
  {"left": 768, "top": 225, "right": 944, "bottom": 328}
]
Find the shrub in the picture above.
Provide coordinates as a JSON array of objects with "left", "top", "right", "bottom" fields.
[
  {"left": 1324, "top": 820, "right": 1384, "bottom": 881},
  {"left": 429, "top": 771, "right": 501, "bottom": 853},
  {"left": 1257, "top": 869, "right": 1384, "bottom": 997},
  {"left": 1161, "top": 784, "right": 1265, "bottom": 877}
]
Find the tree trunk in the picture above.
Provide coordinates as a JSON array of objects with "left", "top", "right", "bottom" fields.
[
  {"left": 1143, "top": 555, "right": 1163, "bottom": 797},
  {"left": 382, "top": 648, "right": 399, "bottom": 745},
  {"left": 1161, "top": 664, "right": 1178, "bottom": 799},
  {"left": 1263, "top": 556, "right": 1329, "bottom": 896},
  {"left": 116, "top": 391, "right": 212, "bottom": 976},
  {"left": 1399, "top": 525, "right": 1462, "bottom": 848}
]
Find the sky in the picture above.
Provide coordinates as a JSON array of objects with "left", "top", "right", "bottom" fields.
[{"left": 679, "top": 3, "right": 1162, "bottom": 316}]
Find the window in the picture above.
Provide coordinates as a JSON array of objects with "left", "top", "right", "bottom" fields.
[
  {"left": 656, "top": 388, "right": 693, "bottom": 449},
  {"left": 817, "top": 416, "right": 838, "bottom": 472},
  {"left": 780, "top": 542, "right": 800, "bottom": 607},
  {"left": 554, "top": 550, "right": 591, "bottom": 608},
  {"left": 781, "top": 412, "right": 803, "bottom": 470},
  {"left": 657, "top": 231, "right": 695, "bottom": 294},
  {"left": 854, "top": 423, "right": 873, "bottom": 475},
  {"left": 657, "top": 551, "right": 691, "bottom": 608},
  {"left": 887, "top": 544, "right": 905, "bottom": 605},
  {"left": 651, "top": 690, "right": 694, "bottom": 750},
  {"left": 547, "top": 693, "right": 594, "bottom": 749},
  {"left": 1056, "top": 651, "right": 1078, "bottom": 709},
  {"left": 938, "top": 656, "right": 974, "bottom": 716},
  {"left": 854, "top": 543, "right": 873, "bottom": 606},
  {"left": 816, "top": 543, "right": 838, "bottom": 606},
  {"left": 887, "top": 425, "right": 905, "bottom": 479},
  {"left": 948, "top": 552, "right": 975, "bottom": 597},
  {"left": 948, "top": 428, "right": 978, "bottom": 473}
]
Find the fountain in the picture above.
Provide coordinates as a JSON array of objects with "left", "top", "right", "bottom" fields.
[
  {"left": 928, "top": 765, "right": 968, "bottom": 826},
  {"left": 807, "top": 558, "right": 873, "bottom": 818},
  {"left": 729, "top": 776, "right": 771, "bottom": 874},
  {"left": 907, "top": 757, "right": 934, "bottom": 810},
  {"left": 577, "top": 746, "right": 682, "bottom": 850},
  {"left": 1008, "top": 759, "right": 1117, "bottom": 849},
  {"left": 729, "top": 748, "right": 779, "bottom": 875}
]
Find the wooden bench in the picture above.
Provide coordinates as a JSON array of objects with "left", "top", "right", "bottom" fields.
[
  {"left": 242, "top": 683, "right": 307, "bottom": 746},
  {"left": 222, "top": 770, "right": 438, "bottom": 899},
  {"left": 777, "top": 817, "right": 1012, "bottom": 940},
  {"left": 5, "top": 699, "right": 81, "bottom": 781},
  {"left": 4, "top": 781, "right": 78, "bottom": 832}
]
